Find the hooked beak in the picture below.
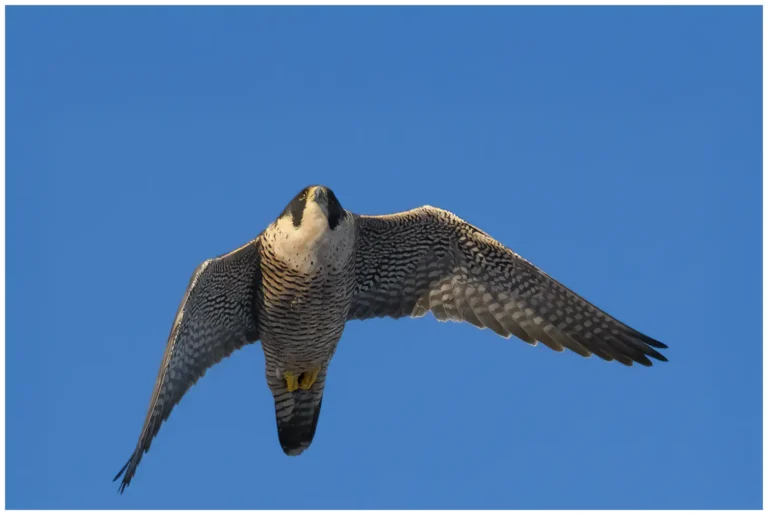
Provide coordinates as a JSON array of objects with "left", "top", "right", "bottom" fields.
[
  {"left": 309, "top": 186, "right": 330, "bottom": 220},
  {"left": 313, "top": 186, "right": 328, "bottom": 204}
]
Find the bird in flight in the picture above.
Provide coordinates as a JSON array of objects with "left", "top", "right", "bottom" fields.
[{"left": 114, "top": 185, "right": 667, "bottom": 492}]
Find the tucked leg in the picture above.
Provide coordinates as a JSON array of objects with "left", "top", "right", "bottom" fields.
[
  {"left": 299, "top": 368, "right": 320, "bottom": 390},
  {"left": 284, "top": 371, "right": 299, "bottom": 392}
]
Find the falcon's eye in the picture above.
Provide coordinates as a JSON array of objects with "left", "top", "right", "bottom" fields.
[{"left": 298, "top": 193, "right": 306, "bottom": 201}]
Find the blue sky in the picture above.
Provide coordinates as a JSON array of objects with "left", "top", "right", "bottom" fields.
[{"left": 7, "top": 6, "right": 762, "bottom": 510}]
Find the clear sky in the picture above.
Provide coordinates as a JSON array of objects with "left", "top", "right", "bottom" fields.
[{"left": 7, "top": 6, "right": 761, "bottom": 510}]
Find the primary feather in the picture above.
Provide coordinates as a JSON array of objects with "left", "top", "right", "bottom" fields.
[{"left": 115, "top": 186, "right": 667, "bottom": 492}]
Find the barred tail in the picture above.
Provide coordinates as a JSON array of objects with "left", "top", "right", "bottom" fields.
[{"left": 271, "top": 368, "right": 327, "bottom": 456}]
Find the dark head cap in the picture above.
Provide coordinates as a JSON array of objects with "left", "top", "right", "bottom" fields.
[{"left": 280, "top": 185, "right": 347, "bottom": 230}]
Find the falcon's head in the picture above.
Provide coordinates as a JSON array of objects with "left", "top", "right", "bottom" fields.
[{"left": 280, "top": 185, "right": 348, "bottom": 231}]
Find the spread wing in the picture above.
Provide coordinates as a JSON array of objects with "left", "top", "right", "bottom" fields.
[
  {"left": 348, "top": 207, "right": 667, "bottom": 366},
  {"left": 114, "top": 238, "right": 263, "bottom": 493}
]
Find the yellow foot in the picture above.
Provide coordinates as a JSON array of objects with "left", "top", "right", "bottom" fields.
[
  {"left": 299, "top": 368, "right": 320, "bottom": 390},
  {"left": 284, "top": 372, "right": 299, "bottom": 392}
]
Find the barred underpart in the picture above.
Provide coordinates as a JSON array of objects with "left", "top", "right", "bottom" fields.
[
  {"left": 113, "top": 240, "right": 262, "bottom": 493},
  {"left": 257, "top": 221, "right": 357, "bottom": 456},
  {"left": 115, "top": 186, "right": 667, "bottom": 493},
  {"left": 348, "top": 206, "right": 667, "bottom": 366}
]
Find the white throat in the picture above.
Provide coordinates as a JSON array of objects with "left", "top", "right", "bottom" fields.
[{"left": 268, "top": 202, "right": 353, "bottom": 273}]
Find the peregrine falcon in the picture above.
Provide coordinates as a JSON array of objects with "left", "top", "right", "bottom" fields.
[{"left": 114, "top": 185, "right": 667, "bottom": 492}]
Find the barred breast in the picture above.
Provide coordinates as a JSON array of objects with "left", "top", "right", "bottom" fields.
[
  {"left": 258, "top": 244, "right": 354, "bottom": 370},
  {"left": 257, "top": 211, "right": 358, "bottom": 375}
]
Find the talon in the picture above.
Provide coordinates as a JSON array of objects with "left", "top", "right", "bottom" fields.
[
  {"left": 299, "top": 368, "right": 320, "bottom": 390},
  {"left": 284, "top": 372, "right": 299, "bottom": 392}
]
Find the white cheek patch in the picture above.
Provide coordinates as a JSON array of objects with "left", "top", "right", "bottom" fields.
[{"left": 269, "top": 204, "right": 354, "bottom": 273}]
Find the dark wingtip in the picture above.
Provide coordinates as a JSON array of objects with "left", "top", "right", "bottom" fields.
[
  {"left": 113, "top": 459, "right": 129, "bottom": 482},
  {"left": 113, "top": 457, "right": 132, "bottom": 494},
  {"left": 644, "top": 341, "right": 669, "bottom": 362},
  {"left": 641, "top": 345, "right": 668, "bottom": 363},
  {"left": 635, "top": 356, "right": 653, "bottom": 367},
  {"left": 636, "top": 332, "right": 667, "bottom": 349},
  {"left": 631, "top": 330, "right": 669, "bottom": 362},
  {"left": 641, "top": 345, "right": 668, "bottom": 364}
]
